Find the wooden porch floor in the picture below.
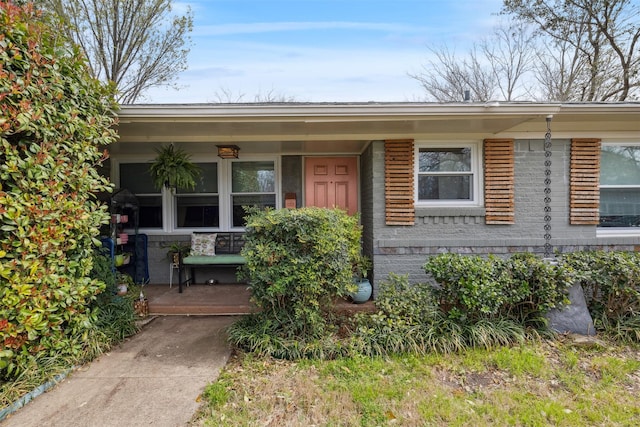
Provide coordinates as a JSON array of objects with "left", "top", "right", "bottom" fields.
[
  {"left": 142, "top": 283, "right": 256, "bottom": 316},
  {"left": 141, "top": 283, "right": 376, "bottom": 316}
]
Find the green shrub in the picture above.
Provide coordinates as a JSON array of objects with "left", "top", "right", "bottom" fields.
[
  {"left": 0, "top": 3, "right": 117, "bottom": 378},
  {"left": 559, "top": 251, "right": 640, "bottom": 341},
  {"left": 351, "top": 273, "right": 528, "bottom": 356},
  {"left": 90, "top": 250, "right": 138, "bottom": 345},
  {"left": 238, "top": 207, "right": 361, "bottom": 342},
  {"left": 227, "top": 314, "right": 350, "bottom": 360},
  {"left": 423, "top": 253, "right": 571, "bottom": 325}
]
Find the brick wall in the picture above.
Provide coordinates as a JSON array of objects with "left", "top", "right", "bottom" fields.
[{"left": 370, "top": 139, "right": 640, "bottom": 294}]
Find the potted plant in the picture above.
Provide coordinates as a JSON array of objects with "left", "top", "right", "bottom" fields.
[
  {"left": 149, "top": 144, "right": 201, "bottom": 191},
  {"left": 166, "top": 242, "right": 190, "bottom": 265},
  {"left": 350, "top": 254, "right": 372, "bottom": 304},
  {"left": 116, "top": 272, "right": 134, "bottom": 295}
]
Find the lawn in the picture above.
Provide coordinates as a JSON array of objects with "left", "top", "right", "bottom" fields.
[{"left": 193, "top": 337, "right": 640, "bottom": 426}]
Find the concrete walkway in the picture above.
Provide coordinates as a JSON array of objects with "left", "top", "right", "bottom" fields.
[{"left": 2, "top": 316, "right": 235, "bottom": 427}]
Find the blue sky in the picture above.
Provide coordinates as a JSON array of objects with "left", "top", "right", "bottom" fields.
[{"left": 144, "top": 0, "right": 505, "bottom": 103}]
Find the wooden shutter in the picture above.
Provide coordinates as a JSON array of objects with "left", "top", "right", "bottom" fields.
[
  {"left": 570, "top": 138, "right": 601, "bottom": 225},
  {"left": 385, "top": 139, "right": 415, "bottom": 225},
  {"left": 484, "top": 139, "right": 515, "bottom": 224}
]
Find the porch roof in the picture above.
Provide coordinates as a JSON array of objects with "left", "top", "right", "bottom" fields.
[{"left": 115, "top": 102, "right": 640, "bottom": 144}]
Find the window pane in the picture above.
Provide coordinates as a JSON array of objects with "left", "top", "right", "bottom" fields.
[
  {"left": 599, "top": 188, "right": 640, "bottom": 227},
  {"left": 601, "top": 146, "right": 640, "bottom": 185},
  {"left": 120, "top": 195, "right": 162, "bottom": 228},
  {"left": 419, "top": 148, "right": 471, "bottom": 173},
  {"left": 120, "top": 163, "right": 156, "bottom": 194},
  {"left": 232, "top": 194, "right": 276, "bottom": 227},
  {"left": 176, "top": 163, "right": 218, "bottom": 194},
  {"left": 232, "top": 161, "right": 275, "bottom": 192},
  {"left": 418, "top": 175, "right": 471, "bottom": 200},
  {"left": 176, "top": 195, "right": 219, "bottom": 228}
]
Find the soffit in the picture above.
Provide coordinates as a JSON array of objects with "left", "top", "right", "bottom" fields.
[{"left": 115, "top": 102, "right": 640, "bottom": 143}]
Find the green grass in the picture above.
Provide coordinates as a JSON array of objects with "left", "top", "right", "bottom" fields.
[{"left": 193, "top": 340, "right": 640, "bottom": 426}]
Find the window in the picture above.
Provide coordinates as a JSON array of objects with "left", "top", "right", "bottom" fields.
[
  {"left": 415, "top": 144, "right": 479, "bottom": 204},
  {"left": 230, "top": 161, "right": 276, "bottom": 227},
  {"left": 599, "top": 144, "right": 640, "bottom": 228},
  {"left": 175, "top": 163, "right": 219, "bottom": 228},
  {"left": 119, "top": 163, "right": 162, "bottom": 228},
  {"left": 118, "top": 156, "right": 279, "bottom": 232}
]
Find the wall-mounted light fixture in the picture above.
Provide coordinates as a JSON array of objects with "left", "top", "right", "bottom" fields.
[{"left": 217, "top": 145, "right": 240, "bottom": 159}]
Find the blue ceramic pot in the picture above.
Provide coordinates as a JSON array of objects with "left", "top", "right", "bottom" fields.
[{"left": 350, "top": 278, "right": 372, "bottom": 304}]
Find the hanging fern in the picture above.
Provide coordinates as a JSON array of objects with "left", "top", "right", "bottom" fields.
[{"left": 149, "top": 144, "right": 201, "bottom": 190}]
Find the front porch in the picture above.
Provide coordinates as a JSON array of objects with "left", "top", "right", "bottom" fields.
[
  {"left": 142, "top": 283, "right": 256, "bottom": 316},
  {"left": 140, "top": 283, "right": 376, "bottom": 316}
]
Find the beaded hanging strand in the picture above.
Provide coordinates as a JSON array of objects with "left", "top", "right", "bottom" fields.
[{"left": 543, "top": 115, "right": 553, "bottom": 259}]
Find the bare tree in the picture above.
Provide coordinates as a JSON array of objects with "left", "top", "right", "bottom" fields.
[
  {"left": 409, "top": 46, "right": 496, "bottom": 102},
  {"left": 410, "top": 23, "right": 536, "bottom": 102},
  {"left": 38, "top": 0, "right": 193, "bottom": 103},
  {"left": 211, "top": 87, "right": 298, "bottom": 103},
  {"left": 534, "top": 37, "right": 587, "bottom": 101},
  {"left": 482, "top": 25, "right": 537, "bottom": 100},
  {"left": 502, "top": 0, "right": 640, "bottom": 101}
]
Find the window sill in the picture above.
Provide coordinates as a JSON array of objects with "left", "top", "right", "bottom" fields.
[
  {"left": 415, "top": 206, "right": 486, "bottom": 218},
  {"left": 596, "top": 227, "right": 640, "bottom": 238}
]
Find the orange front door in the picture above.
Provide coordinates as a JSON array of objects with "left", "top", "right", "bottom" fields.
[{"left": 305, "top": 157, "right": 358, "bottom": 215}]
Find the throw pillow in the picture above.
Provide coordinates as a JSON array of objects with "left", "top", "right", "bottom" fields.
[{"left": 190, "top": 233, "right": 217, "bottom": 256}]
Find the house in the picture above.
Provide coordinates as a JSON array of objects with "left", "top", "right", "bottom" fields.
[{"left": 112, "top": 102, "right": 640, "bottom": 293}]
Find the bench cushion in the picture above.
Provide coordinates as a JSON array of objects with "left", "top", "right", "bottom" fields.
[{"left": 183, "top": 254, "right": 246, "bottom": 265}]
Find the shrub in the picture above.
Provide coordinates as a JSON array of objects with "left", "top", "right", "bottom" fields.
[
  {"left": 90, "top": 250, "right": 138, "bottom": 345},
  {"left": 235, "top": 207, "right": 361, "bottom": 350},
  {"left": 0, "top": 3, "right": 117, "bottom": 378},
  {"left": 351, "top": 273, "right": 528, "bottom": 356},
  {"left": 559, "top": 251, "right": 640, "bottom": 341},
  {"left": 423, "top": 253, "right": 571, "bottom": 325}
]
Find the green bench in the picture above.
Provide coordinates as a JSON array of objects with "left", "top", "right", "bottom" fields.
[{"left": 178, "top": 232, "right": 246, "bottom": 293}]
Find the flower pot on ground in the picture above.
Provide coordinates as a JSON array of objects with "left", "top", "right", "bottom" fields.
[
  {"left": 116, "top": 283, "right": 127, "bottom": 295},
  {"left": 133, "top": 296, "right": 149, "bottom": 317},
  {"left": 116, "top": 272, "right": 134, "bottom": 296},
  {"left": 350, "top": 278, "right": 372, "bottom": 303},
  {"left": 350, "top": 254, "right": 372, "bottom": 304}
]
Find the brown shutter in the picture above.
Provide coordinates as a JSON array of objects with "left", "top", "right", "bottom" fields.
[
  {"left": 484, "top": 139, "right": 515, "bottom": 224},
  {"left": 570, "top": 138, "right": 601, "bottom": 225},
  {"left": 385, "top": 139, "right": 415, "bottom": 225}
]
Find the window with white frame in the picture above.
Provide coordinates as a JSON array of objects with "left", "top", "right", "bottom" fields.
[
  {"left": 415, "top": 144, "right": 479, "bottom": 204},
  {"left": 175, "top": 162, "right": 219, "bottom": 228},
  {"left": 230, "top": 160, "right": 276, "bottom": 227},
  {"left": 599, "top": 144, "right": 640, "bottom": 228},
  {"left": 118, "top": 158, "right": 278, "bottom": 231},
  {"left": 119, "top": 163, "right": 162, "bottom": 228}
]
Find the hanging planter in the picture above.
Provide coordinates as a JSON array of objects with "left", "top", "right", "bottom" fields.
[{"left": 149, "top": 144, "right": 201, "bottom": 191}]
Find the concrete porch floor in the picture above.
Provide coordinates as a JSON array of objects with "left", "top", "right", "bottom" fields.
[{"left": 140, "top": 283, "right": 376, "bottom": 316}]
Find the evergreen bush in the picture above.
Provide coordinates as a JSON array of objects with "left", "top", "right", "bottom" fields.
[
  {"left": 0, "top": 2, "right": 117, "bottom": 378},
  {"left": 230, "top": 207, "right": 361, "bottom": 356},
  {"left": 351, "top": 273, "right": 528, "bottom": 356},
  {"left": 559, "top": 251, "right": 640, "bottom": 342},
  {"left": 423, "top": 253, "right": 572, "bottom": 325}
]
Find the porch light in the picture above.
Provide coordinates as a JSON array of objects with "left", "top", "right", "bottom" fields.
[{"left": 217, "top": 145, "right": 240, "bottom": 159}]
